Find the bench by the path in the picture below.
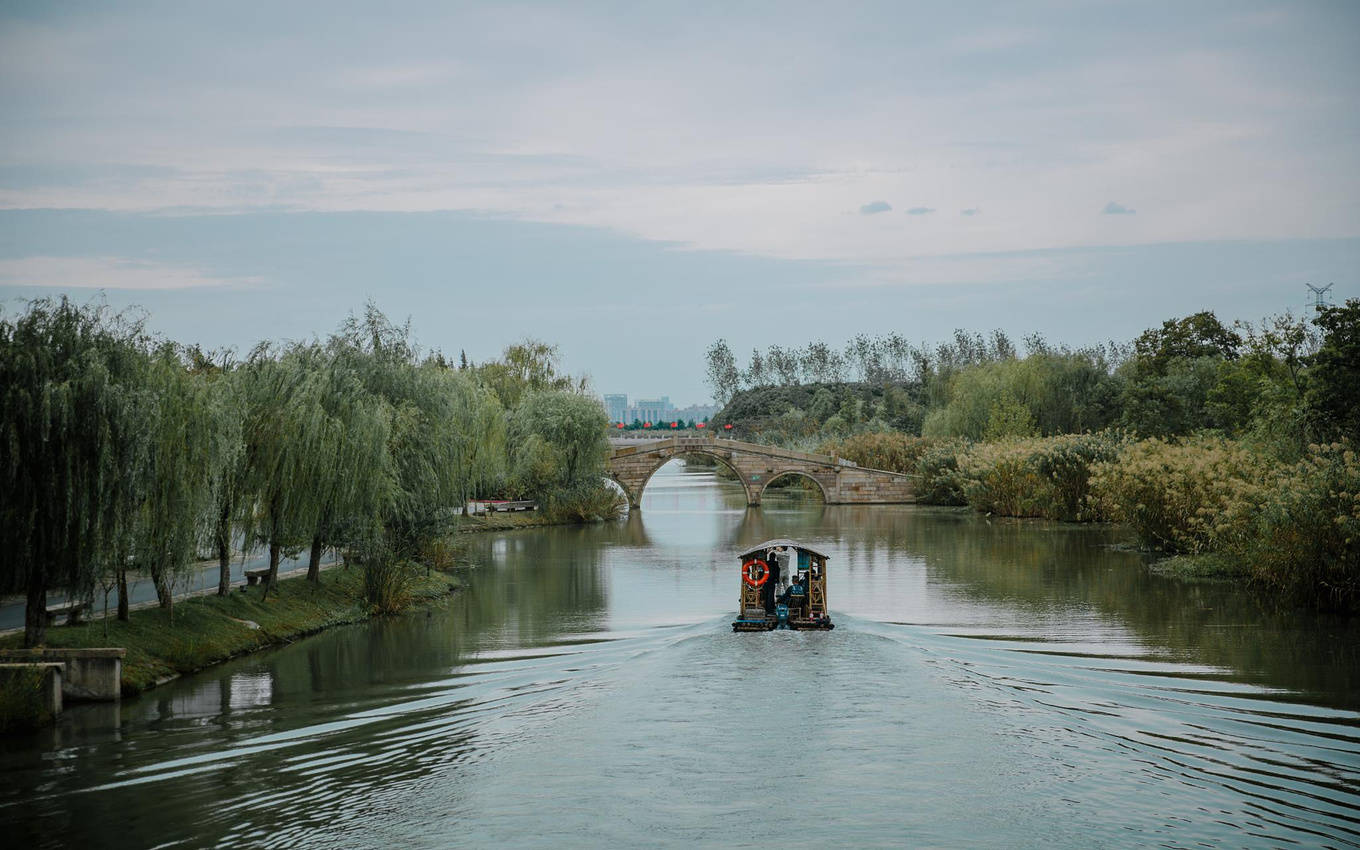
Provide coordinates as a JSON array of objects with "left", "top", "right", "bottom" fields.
[{"left": 44, "top": 601, "right": 88, "bottom": 626}]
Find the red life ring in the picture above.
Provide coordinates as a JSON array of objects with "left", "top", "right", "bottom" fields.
[{"left": 743, "top": 559, "right": 769, "bottom": 588}]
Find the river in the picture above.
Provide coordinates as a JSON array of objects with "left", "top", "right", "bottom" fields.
[{"left": 2, "top": 461, "right": 1358, "bottom": 848}]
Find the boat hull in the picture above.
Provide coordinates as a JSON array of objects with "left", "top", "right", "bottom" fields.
[{"left": 731, "top": 617, "right": 834, "bottom": 632}]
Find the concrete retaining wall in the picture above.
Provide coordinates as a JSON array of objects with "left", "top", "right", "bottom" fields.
[
  {"left": 0, "top": 648, "right": 124, "bottom": 701},
  {"left": 0, "top": 662, "right": 63, "bottom": 732}
]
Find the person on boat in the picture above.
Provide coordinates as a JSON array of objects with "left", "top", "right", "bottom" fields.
[
  {"left": 775, "top": 546, "right": 793, "bottom": 593},
  {"left": 761, "top": 561, "right": 779, "bottom": 613}
]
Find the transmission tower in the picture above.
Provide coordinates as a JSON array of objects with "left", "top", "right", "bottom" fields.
[{"left": 1306, "top": 283, "right": 1334, "bottom": 311}]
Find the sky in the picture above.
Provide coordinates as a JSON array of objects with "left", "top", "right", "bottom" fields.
[{"left": 1, "top": 1, "right": 1357, "bottom": 404}]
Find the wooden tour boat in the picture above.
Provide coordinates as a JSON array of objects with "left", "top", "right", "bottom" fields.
[{"left": 732, "top": 539, "right": 835, "bottom": 632}]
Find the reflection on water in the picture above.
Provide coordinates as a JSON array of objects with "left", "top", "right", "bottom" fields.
[{"left": 1, "top": 460, "right": 1357, "bottom": 848}]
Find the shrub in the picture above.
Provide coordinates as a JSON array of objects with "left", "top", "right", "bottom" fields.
[
  {"left": 957, "top": 439, "right": 1045, "bottom": 516},
  {"left": 952, "top": 431, "right": 1128, "bottom": 521},
  {"left": 916, "top": 441, "right": 969, "bottom": 505},
  {"left": 1221, "top": 443, "right": 1360, "bottom": 610},
  {"left": 349, "top": 539, "right": 419, "bottom": 614},
  {"left": 818, "top": 432, "right": 937, "bottom": 474},
  {"left": 1089, "top": 436, "right": 1270, "bottom": 553},
  {"left": 543, "top": 481, "right": 626, "bottom": 523}
]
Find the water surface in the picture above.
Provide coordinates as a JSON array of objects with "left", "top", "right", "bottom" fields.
[{"left": 3, "top": 462, "right": 1357, "bottom": 848}]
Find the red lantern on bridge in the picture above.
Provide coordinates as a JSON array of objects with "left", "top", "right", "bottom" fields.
[
  {"left": 696, "top": 422, "right": 705, "bottom": 428},
  {"left": 670, "top": 421, "right": 678, "bottom": 428},
  {"left": 644, "top": 421, "right": 651, "bottom": 428},
  {"left": 723, "top": 423, "right": 733, "bottom": 430},
  {"left": 616, "top": 422, "right": 624, "bottom": 428}
]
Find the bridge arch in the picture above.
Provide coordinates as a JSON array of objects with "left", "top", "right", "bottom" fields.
[
  {"left": 610, "top": 448, "right": 755, "bottom": 508},
  {"left": 759, "top": 470, "right": 829, "bottom": 503},
  {"left": 605, "top": 435, "right": 916, "bottom": 509}
]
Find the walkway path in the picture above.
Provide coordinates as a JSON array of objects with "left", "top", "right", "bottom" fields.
[{"left": 0, "top": 549, "right": 340, "bottom": 633}]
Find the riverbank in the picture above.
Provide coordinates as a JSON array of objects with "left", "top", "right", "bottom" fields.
[
  {"left": 0, "top": 566, "right": 460, "bottom": 702},
  {"left": 821, "top": 431, "right": 1359, "bottom": 612}
]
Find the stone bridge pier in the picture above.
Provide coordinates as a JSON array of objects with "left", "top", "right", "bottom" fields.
[{"left": 605, "top": 435, "right": 915, "bottom": 509}]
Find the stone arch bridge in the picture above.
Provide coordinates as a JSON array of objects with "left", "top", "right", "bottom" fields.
[{"left": 606, "top": 435, "right": 915, "bottom": 509}]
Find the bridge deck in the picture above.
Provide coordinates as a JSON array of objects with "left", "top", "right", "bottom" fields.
[{"left": 605, "top": 435, "right": 914, "bottom": 507}]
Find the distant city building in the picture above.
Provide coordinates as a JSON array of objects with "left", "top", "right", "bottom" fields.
[
  {"left": 603, "top": 394, "right": 628, "bottom": 424},
  {"left": 604, "top": 394, "right": 713, "bottom": 425},
  {"left": 636, "top": 397, "right": 669, "bottom": 424},
  {"left": 674, "top": 403, "right": 716, "bottom": 423}
]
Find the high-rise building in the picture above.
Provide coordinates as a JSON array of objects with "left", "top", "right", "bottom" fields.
[
  {"left": 634, "top": 396, "right": 670, "bottom": 424},
  {"left": 603, "top": 394, "right": 628, "bottom": 424},
  {"left": 674, "top": 403, "right": 716, "bottom": 423}
]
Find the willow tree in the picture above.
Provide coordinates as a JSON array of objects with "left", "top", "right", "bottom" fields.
[
  {"left": 237, "top": 343, "right": 332, "bottom": 593},
  {"left": 301, "top": 346, "right": 393, "bottom": 582},
  {"left": 509, "top": 389, "right": 610, "bottom": 494},
  {"left": 472, "top": 339, "right": 580, "bottom": 410},
  {"left": 190, "top": 354, "right": 247, "bottom": 597},
  {"left": 129, "top": 344, "right": 237, "bottom": 612},
  {"left": 446, "top": 373, "right": 506, "bottom": 515},
  {"left": 334, "top": 306, "right": 478, "bottom": 555},
  {"left": 0, "top": 297, "right": 153, "bottom": 647}
]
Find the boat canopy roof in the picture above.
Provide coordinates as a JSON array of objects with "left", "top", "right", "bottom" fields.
[{"left": 738, "top": 539, "right": 831, "bottom": 561}]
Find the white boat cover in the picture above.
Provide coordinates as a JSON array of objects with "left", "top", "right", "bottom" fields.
[{"left": 737, "top": 539, "right": 831, "bottom": 560}]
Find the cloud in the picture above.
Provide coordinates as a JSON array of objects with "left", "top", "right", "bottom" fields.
[
  {"left": 961, "top": 208, "right": 981, "bottom": 216},
  {"left": 859, "top": 201, "right": 892, "bottom": 215},
  {"left": 0, "top": 256, "right": 260, "bottom": 290},
  {"left": 1102, "top": 201, "right": 1136, "bottom": 215},
  {"left": 906, "top": 206, "right": 935, "bottom": 215}
]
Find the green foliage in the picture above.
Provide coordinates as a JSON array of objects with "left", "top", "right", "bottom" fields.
[
  {"left": 1306, "top": 299, "right": 1360, "bottom": 443},
  {"left": 347, "top": 537, "right": 421, "bottom": 615},
  {"left": 957, "top": 431, "right": 1131, "bottom": 521},
  {"left": 509, "top": 389, "right": 609, "bottom": 496},
  {"left": 0, "top": 665, "right": 57, "bottom": 732},
  {"left": 915, "top": 442, "right": 969, "bottom": 506},
  {"left": 0, "top": 566, "right": 458, "bottom": 695},
  {"left": 1091, "top": 437, "right": 1359, "bottom": 611},
  {"left": 818, "top": 432, "right": 938, "bottom": 474},
  {"left": 236, "top": 344, "right": 336, "bottom": 576},
  {"left": 923, "top": 349, "right": 1120, "bottom": 440},
  {"left": 1089, "top": 436, "right": 1270, "bottom": 553},
  {"left": 705, "top": 339, "right": 742, "bottom": 405},
  {"left": 718, "top": 382, "right": 923, "bottom": 442},
  {"left": 1221, "top": 442, "right": 1359, "bottom": 610},
  {"left": 541, "top": 480, "right": 627, "bottom": 523},
  {"left": 132, "top": 344, "right": 235, "bottom": 608},
  {"left": 1133, "top": 311, "right": 1241, "bottom": 366},
  {"left": 0, "top": 297, "right": 155, "bottom": 646},
  {"left": 471, "top": 338, "right": 579, "bottom": 409},
  {"left": 1118, "top": 355, "right": 1223, "bottom": 437}
]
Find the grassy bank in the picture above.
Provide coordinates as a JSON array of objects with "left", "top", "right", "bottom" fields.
[
  {"left": 458, "top": 512, "right": 576, "bottom": 533},
  {"left": 0, "top": 566, "right": 459, "bottom": 696}
]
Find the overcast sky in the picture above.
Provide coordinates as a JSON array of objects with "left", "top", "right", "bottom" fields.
[{"left": 2, "top": 1, "right": 1357, "bottom": 403}]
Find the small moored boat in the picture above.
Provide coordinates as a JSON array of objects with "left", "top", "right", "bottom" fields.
[{"left": 732, "top": 539, "right": 834, "bottom": 632}]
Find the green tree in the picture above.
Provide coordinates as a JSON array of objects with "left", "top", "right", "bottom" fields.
[
  {"left": 303, "top": 342, "right": 394, "bottom": 582},
  {"left": 510, "top": 390, "right": 610, "bottom": 494},
  {"left": 705, "top": 339, "right": 741, "bottom": 405},
  {"left": 131, "top": 344, "right": 237, "bottom": 611},
  {"left": 190, "top": 355, "right": 247, "bottom": 597},
  {"left": 1133, "top": 311, "right": 1241, "bottom": 366},
  {"left": 1120, "top": 311, "right": 1242, "bottom": 437},
  {"left": 473, "top": 338, "right": 578, "bottom": 409},
  {"left": 237, "top": 344, "right": 334, "bottom": 592},
  {"left": 336, "top": 308, "right": 482, "bottom": 557},
  {"left": 1307, "top": 299, "right": 1360, "bottom": 442},
  {"left": 0, "top": 297, "right": 154, "bottom": 646}
]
